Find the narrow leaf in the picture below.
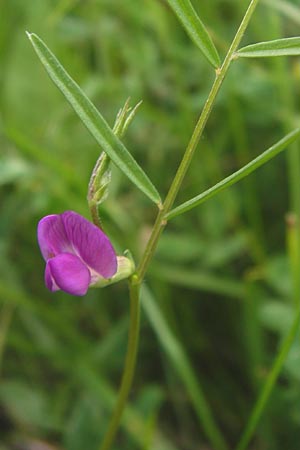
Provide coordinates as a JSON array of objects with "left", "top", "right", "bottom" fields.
[
  {"left": 235, "top": 36, "right": 300, "bottom": 58},
  {"left": 166, "top": 128, "right": 300, "bottom": 220},
  {"left": 26, "top": 32, "right": 161, "bottom": 205},
  {"left": 166, "top": 0, "right": 220, "bottom": 68}
]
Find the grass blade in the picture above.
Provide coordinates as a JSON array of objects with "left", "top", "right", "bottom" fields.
[
  {"left": 150, "top": 263, "right": 245, "bottom": 300},
  {"left": 166, "top": 0, "right": 220, "bottom": 68},
  {"left": 235, "top": 306, "right": 300, "bottom": 450},
  {"left": 26, "top": 32, "right": 161, "bottom": 205},
  {"left": 235, "top": 36, "right": 300, "bottom": 58},
  {"left": 141, "top": 286, "right": 229, "bottom": 450},
  {"left": 263, "top": 0, "right": 300, "bottom": 26},
  {"left": 166, "top": 127, "right": 300, "bottom": 220}
]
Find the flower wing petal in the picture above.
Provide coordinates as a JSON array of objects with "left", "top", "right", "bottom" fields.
[
  {"left": 45, "top": 262, "right": 60, "bottom": 292},
  {"left": 37, "top": 214, "right": 70, "bottom": 260},
  {"left": 46, "top": 253, "right": 91, "bottom": 296},
  {"left": 62, "top": 211, "right": 117, "bottom": 278}
]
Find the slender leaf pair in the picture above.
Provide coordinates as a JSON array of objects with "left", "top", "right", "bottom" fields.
[
  {"left": 167, "top": 128, "right": 300, "bottom": 220},
  {"left": 26, "top": 32, "right": 161, "bottom": 205}
]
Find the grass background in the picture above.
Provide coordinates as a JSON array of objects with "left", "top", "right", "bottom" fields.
[{"left": 1, "top": 0, "right": 300, "bottom": 449}]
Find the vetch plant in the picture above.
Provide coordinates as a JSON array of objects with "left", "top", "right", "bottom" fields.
[{"left": 28, "top": 0, "right": 300, "bottom": 449}]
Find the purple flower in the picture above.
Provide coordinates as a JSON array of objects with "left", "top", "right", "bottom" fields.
[{"left": 37, "top": 211, "right": 117, "bottom": 296}]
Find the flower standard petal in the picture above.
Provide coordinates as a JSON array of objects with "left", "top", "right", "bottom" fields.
[
  {"left": 46, "top": 253, "right": 91, "bottom": 296},
  {"left": 37, "top": 214, "right": 71, "bottom": 260},
  {"left": 61, "top": 211, "right": 117, "bottom": 278}
]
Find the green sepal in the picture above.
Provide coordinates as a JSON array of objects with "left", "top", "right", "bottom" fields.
[{"left": 92, "top": 252, "right": 135, "bottom": 288}]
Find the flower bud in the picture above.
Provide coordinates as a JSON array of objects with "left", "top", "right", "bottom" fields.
[{"left": 88, "top": 152, "right": 111, "bottom": 207}]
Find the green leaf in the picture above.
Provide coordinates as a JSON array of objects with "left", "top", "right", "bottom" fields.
[
  {"left": 26, "top": 32, "right": 161, "bottom": 205},
  {"left": 235, "top": 37, "right": 300, "bottom": 58},
  {"left": 166, "top": 0, "right": 220, "bottom": 68},
  {"left": 166, "top": 127, "right": 300, "bottom": 220}
]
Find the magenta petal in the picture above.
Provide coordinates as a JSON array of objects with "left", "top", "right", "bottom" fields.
[
  {"left": 37, "top": 215, "right": 70, "bottom": 261},
  {"left": 61, "top": 211, "right": 117, "bottom": 278},
  {"left": 47, "top": 253, "right": 91, "bottom": 296},
  {"left": 45, "top": 262, "right": 60, "bottom": 292}
]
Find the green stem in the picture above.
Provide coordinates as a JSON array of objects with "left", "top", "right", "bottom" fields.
[
  {"left": 137, "top": 0, "right": 261, "bottom": 282},
  {"left": 101, "top": 2, "right": 261, "bottom": 449},
  {"left": 235, "top": 306, "right": 300, "bottom": 450},
  {"left": 99, "top": 279, "right": 140, "bottom": 450}
]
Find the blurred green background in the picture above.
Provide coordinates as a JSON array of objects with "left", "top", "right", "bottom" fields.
[{"left": 1, "top": 0, "right": 300, "bottom": 449}]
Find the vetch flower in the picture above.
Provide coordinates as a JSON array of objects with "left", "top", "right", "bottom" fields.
[{"left": 37, "top": 211, "right": 117, "bottom": 296}]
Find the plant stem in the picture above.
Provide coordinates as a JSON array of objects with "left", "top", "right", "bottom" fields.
[
  {"left": 99, "top": 279, "right": 140, "bottom": 450},
  {"left": 235, "top": 306, "right": 300, "bottom": 450},
  {"left": 137, "top": 0, "right": 261, "bottom": 282},
  {"left": 101, "top": 2, "right": 261, "bottom": 449}
]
